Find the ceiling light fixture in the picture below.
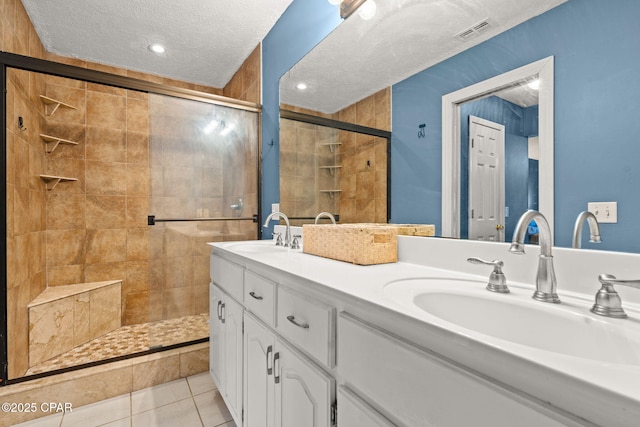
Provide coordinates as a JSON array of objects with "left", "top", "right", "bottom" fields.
[
  {"left": 148, "top": 43, "right": 166, "bottom": 54},
  {"left": 358, "top": 0, "right": 377, "bottom": 20},
  {"left": 340, "top": 0, "right": 376, "bottom": 19},
  {"left": 296, "top": 82, "right": 308, "bottom": 90},
  {"left": 528, "top": 79, "right": 540, "bottom": 90}
]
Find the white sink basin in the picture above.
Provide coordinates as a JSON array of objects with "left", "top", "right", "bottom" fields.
[
  {"left": 384, "top": 277, "right": 640, "bottom": 365},
  {"left": 223, "top": 241, "right": 286, "bottom": 253}
]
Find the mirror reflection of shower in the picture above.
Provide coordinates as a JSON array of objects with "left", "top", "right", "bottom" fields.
[{"left": 279, "top": 113, "right": 390, "bottom": 226}]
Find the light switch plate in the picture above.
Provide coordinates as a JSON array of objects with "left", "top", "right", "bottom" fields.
[
  {"left": 271, "top": 203, "right": 280, "bottom": 213},
  {"left": 587, "top": 201, "right": 617, "bottom": 223}
]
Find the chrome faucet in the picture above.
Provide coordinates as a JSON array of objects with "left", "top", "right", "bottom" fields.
[
  {"left": 572, "top": 211, "right": 602, "bottom": 248},
  {"left": 509, "top": 210, "right": 560, "bottom": 303},
  {"left": 263, "top": 211, "right": 291, "bottom": 247},
  {"left": 314, "top": 212, "right": 336, "bottom": 224}
]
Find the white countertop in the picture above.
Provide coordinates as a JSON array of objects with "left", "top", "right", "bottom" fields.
[{"left": 210, "top": 237, "right": 640, "bottom": 426}]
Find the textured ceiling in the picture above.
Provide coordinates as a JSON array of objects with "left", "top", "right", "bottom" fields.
[
  {"left": 280, "top": 0, "right": 566, "bottom": 113},
  {"left": 21, "top": 0, "right": 294, "bottom": 89}
]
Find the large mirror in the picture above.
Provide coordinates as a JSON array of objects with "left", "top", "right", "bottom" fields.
[{"left": 280, "top": 0, "right": 640, "bottom": 252}]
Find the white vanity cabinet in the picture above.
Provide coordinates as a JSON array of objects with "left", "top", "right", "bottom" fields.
[
  {"left": 244, "top": 313, "right": 335, "bottom": 427},
  {"left": 275, "top": 338, "right": 335, "bottom": 427},
  {"left": 211, "top": 252, "right": 336, "bottom": 427},
  {"left": 210, "top": 238, "right": 640, "bottom": 427},
  {"left": 209, "top": 283, "right": 243, "bottom": 425},
  {"left": 244, "top": 312, "right": 276, "bottom": 427},
  {"left": 337, "top": 312, "right": 580, "bottom": 427},
  {"left": 244, "top": 270, "right": 276, "bottom": 327},
  {"left": 276, "top": 286, "right": 336, "bottom": 369},
  {"left": 209, "top": 252, "right": 245, "bottom": 426},
  {"left": 209, "top": 283, "right": 223, "bottom": 387}
]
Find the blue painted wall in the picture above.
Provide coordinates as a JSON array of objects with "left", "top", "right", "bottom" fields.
[
  {"left": 391, "top": 0, "right": 640, "bottom": 252},
  {"left": 261, "top": 0, "right": 341, "bottom": 237}
]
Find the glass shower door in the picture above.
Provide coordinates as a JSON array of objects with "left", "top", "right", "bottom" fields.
[{"left": 146, "top": 94, "right": 259, "bottom": 349}]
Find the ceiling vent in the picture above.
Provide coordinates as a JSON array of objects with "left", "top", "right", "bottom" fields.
[{"left": 455, "top": 18, "right": 493, "bottom": 41}]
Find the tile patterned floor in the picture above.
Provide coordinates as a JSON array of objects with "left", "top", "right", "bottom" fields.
[
  {"left": 26, "top": 314, "right": 210, "bottom": 375},
  {"left": 13, "top": 373, "right": 236, "bottom": 427}
]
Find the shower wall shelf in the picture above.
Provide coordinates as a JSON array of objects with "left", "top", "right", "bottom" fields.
[
  {"left": 319, "top": 165, "right": 342, "bottom": 176},
  {"left": 320, "top": 189, "right": 342, "bottom": 199},
  {"left": 319, "top": 142, "right": 342, "bottom": 153},
  {"left": 39, "top": 174, "right": 78, "bottom": 190},
  {"left": 40, "top": 134, "right": 80, "bottom": 153},
  {"left": 39, "top": 95, "right": 77, "bottom": 116}
]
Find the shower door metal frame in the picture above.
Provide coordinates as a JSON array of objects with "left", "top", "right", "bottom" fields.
[{"left": 0, "top": 51, "right": 262, "bottom": 385}]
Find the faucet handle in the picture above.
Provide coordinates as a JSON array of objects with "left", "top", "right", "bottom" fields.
[
  {"left": 467, "top": 257, "right": 503, "bottom": 268},
  {"left": 591, "top": 273, "right": 640, "bottom": 318},
  {"left": 272, "top": 232, "right": 283, "bottom": 246},
  {"left": 291, "top": 234, "right": 302, "bottom": 250},
  {"left": 467, "top": 257, "right": 509, "bottom": 293}
]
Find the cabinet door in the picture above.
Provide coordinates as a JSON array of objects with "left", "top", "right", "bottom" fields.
[
  {"left": 274, "top": 341, "right": 334, "bottom": 427},
  {"left": 222, "top": 295, "right": 244, "bottom": 425},
  {"left": 337, "top": 386, "right": 395, "bottom": 427},
  {"left": 244, "top": 313, "right": 276, "bottom": 427},
  {"left": 209, "top": 283, "right": 224, "bottom": 389}
]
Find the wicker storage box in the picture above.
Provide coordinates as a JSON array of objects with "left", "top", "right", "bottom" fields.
[
  {"left": 351, "top": 223, "right": 436, "bottom": 237},
  {"left": 302, "top": 224, "right": 398, "bottom": 265},
  {"left": 388, "top": 224, "right": 436, "bottom": 236}
]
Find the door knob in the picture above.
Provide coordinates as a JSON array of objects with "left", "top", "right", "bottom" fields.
[{"left": 496, "top": 224, "right": 504, "bottom": 230}]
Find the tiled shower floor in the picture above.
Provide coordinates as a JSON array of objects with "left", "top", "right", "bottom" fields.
[{"left": 26, "top": 313, "right": 209, "bottom": 375}]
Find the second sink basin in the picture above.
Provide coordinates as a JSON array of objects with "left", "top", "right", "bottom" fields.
[{"left": 384, "top": 277, "right": 640, "bottom": 365}]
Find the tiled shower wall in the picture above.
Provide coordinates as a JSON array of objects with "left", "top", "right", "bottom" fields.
[
  {"left": 6, "top": 68, "right": 48, "bottom": 379},
  {"left": 2, "top": 0, "right": 260, "bottom": 378},
  {"left": 280, "top": 87, "right": 391, "bottom": 224},
  {"left": 334, "top": 88, "right": 391, "bottom": 224},
  {"left": 3, "top": 0, "right": 48, "bottom": 379},
  {"left": 41, "top": 75, "right": 154, "bottom": 323},
  {"left": 280, "top": 119, "right": 338, "bottom": 222}
]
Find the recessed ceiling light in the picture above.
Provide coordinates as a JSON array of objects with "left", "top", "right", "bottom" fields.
[
  {"left": 358, "top": 0, "right": 377, "bottom": 20},
  {"left": 528, "top": 79, "right": 540, "bottom": 90},
  {"left": 296, "top": 83, "right": 308, "bottom": 90},
  {"left": 148, "top": 43, "right": 166, "bottom": 54}
]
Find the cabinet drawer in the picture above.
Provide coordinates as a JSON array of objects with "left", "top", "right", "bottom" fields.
[
  {"left": 244, "top": 270, "right": 276, "bottom": 327},
  {"left": 211, "top": 254, "right": 244, "bottom": 302},
  {"left": 338, "top": 313, "right": 571, "bottom": 427},
  {"left": 276, "top": 286, "right": 335, "bottom": 368}
]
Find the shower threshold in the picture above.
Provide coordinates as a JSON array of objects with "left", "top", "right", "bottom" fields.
[{"left": 25, "top": 313, "right": 209, "bottom": 376}]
